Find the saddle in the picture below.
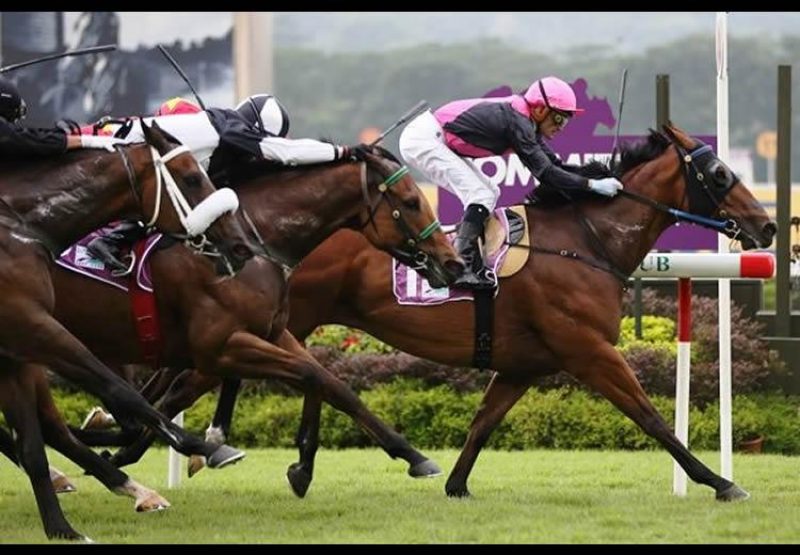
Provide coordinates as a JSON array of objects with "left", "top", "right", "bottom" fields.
[{"left": 485, "top": 205, "right": 529, "bottom": 279}]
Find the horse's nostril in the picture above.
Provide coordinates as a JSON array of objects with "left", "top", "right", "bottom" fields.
[
  {"left": 763, "top": 221, "right": 778, "bottom": 237},
  {"left": 445, "top": 259, "right": 465, "bottom": 278}
]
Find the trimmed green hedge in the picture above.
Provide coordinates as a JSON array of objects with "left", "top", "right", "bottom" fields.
[{"left": 35, "top": 383, "right": 800, "bottom": 455}]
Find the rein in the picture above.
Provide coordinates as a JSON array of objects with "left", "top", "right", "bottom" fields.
[{"left": 518, "top": 139, "right": 743, "bottom": 288}]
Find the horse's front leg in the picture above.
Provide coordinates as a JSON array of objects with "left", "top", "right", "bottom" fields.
[
  {"left": 571, "top": 342, "right": 749, "bottom": 502},
  {"left": 446, "top": 371, "right": 533, "bottom": 498},
  {"left": 0, "top": 370, "right": 86, "bottom": 541},
  {"left": 30, "top": 363, "right": 170, "bottom": 513},
  {"left": 3, "top": 306, "right": 242, "bottom": 469},
  {"left": 188, "top": 377, "right": 243, "bottom": 478}
]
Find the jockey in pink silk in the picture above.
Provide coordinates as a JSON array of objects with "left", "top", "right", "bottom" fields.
[{"left": 399, "top": 76, "right": 624, "bottom": 290}]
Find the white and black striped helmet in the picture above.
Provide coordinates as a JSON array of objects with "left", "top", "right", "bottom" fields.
[{"left": 235, "top": 93, "right": 290, "bottom": 137}]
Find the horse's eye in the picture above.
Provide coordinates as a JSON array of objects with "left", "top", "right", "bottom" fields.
[
  {"left": 404, "top": 198, "right": 421, "bottom": 211},
  {"left": 184, "top": 173, "right": 202, "bottom": 188}
]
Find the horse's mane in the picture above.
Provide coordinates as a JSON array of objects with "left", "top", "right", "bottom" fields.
[
  {"left": 524, "top": 129, "right": 673, "bottom": 207},
  {"left": 614, "top": 129, "right": 672, "bottom": 177}
]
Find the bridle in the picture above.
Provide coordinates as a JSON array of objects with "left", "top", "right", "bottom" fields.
[
  {"left": 116, "top": 142, "right": 238, "bottom": 275},
  {"left": 356, "top": 159, "right": 441, "bottom": 269},
  {"left": 521, "top": 137, "right": 748, "bottom": 287}
]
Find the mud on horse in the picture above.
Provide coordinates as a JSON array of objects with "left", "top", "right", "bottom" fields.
[
  {"left": 196, "top": 123, "right": 774, "bottom": 502},
  {"left": 0, "top": 121, "right": 254, "bottom": 540},
  {"left": 51, "top": 145, "right": 462, "bottom": 497}
]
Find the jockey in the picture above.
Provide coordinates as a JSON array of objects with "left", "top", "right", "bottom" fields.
[
  {"left": 0, "top": 76, "right": 124, "bottom": 156},
  {"left": 87, "top": 93, "right": 359, "bottom": 274},
  {"left": 399, "top": 76, "right": 624, "bottom": 290}
]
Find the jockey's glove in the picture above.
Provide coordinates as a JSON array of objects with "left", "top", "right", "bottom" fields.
[
  {"left": 80, "top": 135, "right": 127, "bottom": 152},
  {"left": 587, "top": 177, "right": 624, "bottom": 197}
]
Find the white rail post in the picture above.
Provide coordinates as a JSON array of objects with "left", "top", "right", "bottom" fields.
[
  {"left": 167, "top": 411, "right": 184, "bottom": 488},
  {"left": 716, "top": 10, "right": 734, "bottom": 481}
]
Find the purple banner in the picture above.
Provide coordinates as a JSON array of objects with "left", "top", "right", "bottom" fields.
[{"left": 436, "top": 80, "right": 718, "bottom": 251}]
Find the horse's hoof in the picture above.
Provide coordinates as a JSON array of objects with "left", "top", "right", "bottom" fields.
[
  {"left": 445, "top": 480, "right": 471, "bottom": 498},
  {"left": 188, "top": 454, "right": 206, "bottom": 478},
  {"left": 52, "top": 476, "right": 77, "bottom": 494},
  {"left": 81, "top": 406, "right": 116, "bottom": 430},
  {"left": 716, "top": 483, "right": 750, "bottom": 502},
  {"left": 207, "top": 444, "right": 246, "bottom": 469},
  {"left": 135, "top": 494, "right": 171, "bottom": 513},
  {"left": 408, "top": 459, "right": 443, "bottom": 478},
  {"left": 286, "top": 463, "right": 312, "bottom": 498},
  {"left": 50, "top": 528, "right": 85, "bottom": 541}
]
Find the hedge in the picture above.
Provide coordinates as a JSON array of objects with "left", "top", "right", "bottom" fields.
[{"left": 35, "top": 384, "right": 800, "bottom": 454}]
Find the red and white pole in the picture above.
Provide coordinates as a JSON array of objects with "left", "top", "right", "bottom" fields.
[
  {"left": 673, "top": 277, "right": 692, "bottom": 496},
  {"left": 633, "top": 251, "right": 775, "bottom": 495}
]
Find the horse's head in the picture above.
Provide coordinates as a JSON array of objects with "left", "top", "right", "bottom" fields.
[
  {"left": 355, "top": 146, "right": 464, "bottom": 287},
  {"left": 616, "top": 123, "right": 775, "bottom": 252},
  {"left": 135, "top": 120, "right": 254, "bottom": 274},
  {"left": 661, "top": 123, "right": 776, "bottom": 249}
]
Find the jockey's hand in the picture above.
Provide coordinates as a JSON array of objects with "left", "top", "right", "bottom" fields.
[
  {"left": 587, "top": 177, "right": 624, "bottom": 197},
  {"left": 80, "top": 135, "right": 127, "bottom": 152}
]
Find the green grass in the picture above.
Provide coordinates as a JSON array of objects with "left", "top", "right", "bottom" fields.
[{"left": 1, "top": 448, "right": 799, "bottom": 543}]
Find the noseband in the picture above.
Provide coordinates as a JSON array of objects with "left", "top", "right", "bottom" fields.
[
  {"left": 358, "top": 161, "right": 441, "bottom": 268},
  {"left": 116, "top": 143, "right": 238, "bottom": 275}
]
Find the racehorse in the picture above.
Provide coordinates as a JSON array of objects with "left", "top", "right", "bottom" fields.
[
  {"left": 0, "top": 121, "right": 254, "bottom": 540},
  {"left": 135, "top": 123, "right": 775, "bottom": 502},
  {"left": 39, "top": 146, "right": 462, "bottom": 498}
]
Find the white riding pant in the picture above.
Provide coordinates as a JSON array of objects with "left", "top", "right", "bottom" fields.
[{"left": 399, "top": 110, "right": 499, "bottom": 213}]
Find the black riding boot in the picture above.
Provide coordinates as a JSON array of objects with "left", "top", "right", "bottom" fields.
[
  {"left": 86, "top": 220, "right": 147, "bottom": 275},
  {"left": 452, "top": 204, "right": 495, "bottom": 290}
]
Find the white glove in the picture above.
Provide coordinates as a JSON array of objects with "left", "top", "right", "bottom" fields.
[
  {"left": 80, "top": 135, "right": 127, "bottom": 152},
  {"left": 587, "top": 177, "right": 623, "bottom": 197}
]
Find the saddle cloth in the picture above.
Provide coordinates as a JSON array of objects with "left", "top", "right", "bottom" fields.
[
  {"left": 392, "top": 205, "right": 529, "bottom": 306},
  {"left": 57, "top": 229, "right": 166, "bottom": 367},
  {"left": 56, "top": 228, "right": 164, "bottom": 293}
]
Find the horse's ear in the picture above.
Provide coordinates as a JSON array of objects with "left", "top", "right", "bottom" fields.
[
  {"left": 142, "top": 119, "right": 169, "bottom": 152},
  {"left": 661, "top": 122, "right": 678, "bottom": 142}
]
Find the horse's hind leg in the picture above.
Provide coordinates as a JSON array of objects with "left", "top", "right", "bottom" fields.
[
  {"left": 0, "top": 370, "right": 86, "bottom": 541},
  {"left": 446, "top": 372, "right": 533, "bottom": 498},
  {"left": 572, "top": 345, "right": 748, "bottom": 501},
  {"left": 30, "top": 364, "right": 170, "bottom": 513},
  {"left": 217, "top": 329, "right": 442, "bottom": 496}
]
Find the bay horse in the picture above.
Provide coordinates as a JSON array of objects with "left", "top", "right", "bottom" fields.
[
  {"left": 41, "top": 146, "right": 461, "bottom": 498},
  {"left": 0, "top": 121, "right": 254, "bottom": 540},
  {"left": 137, "top": 123, "right": 775, "bottom": 502}
]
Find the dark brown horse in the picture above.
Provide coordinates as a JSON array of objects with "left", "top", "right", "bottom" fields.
[
  {"left": 0, "top": 121, "right": 254, "bottom": 540},
  {"left": 45, "top": 147, "right": 461, "bottom": 496},
  {"left": 125, "top": 123, "right": 775, "bottom": 502}
]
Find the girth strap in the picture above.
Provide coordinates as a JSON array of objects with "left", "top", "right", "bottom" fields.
[{"left": 472, "top": 289, "right": 495, "bottom": 370}]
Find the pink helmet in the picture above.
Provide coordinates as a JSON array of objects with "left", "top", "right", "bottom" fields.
[
  {"left": 523, "top": 76, "right": 584, "bottom": 114},
  {"left": 155, "top": 97, "right": 202, "bottom": 116}
]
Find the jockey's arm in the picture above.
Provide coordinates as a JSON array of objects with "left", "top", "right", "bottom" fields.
[
  {"left": 0, "top": 119, "right": 68, "bottom": 156},
  {"left": 506, "top": 113, "right": 589, "bottom": 192},
  {"left": 257, "top": 136, "right": 348, "bottom": 166}
]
